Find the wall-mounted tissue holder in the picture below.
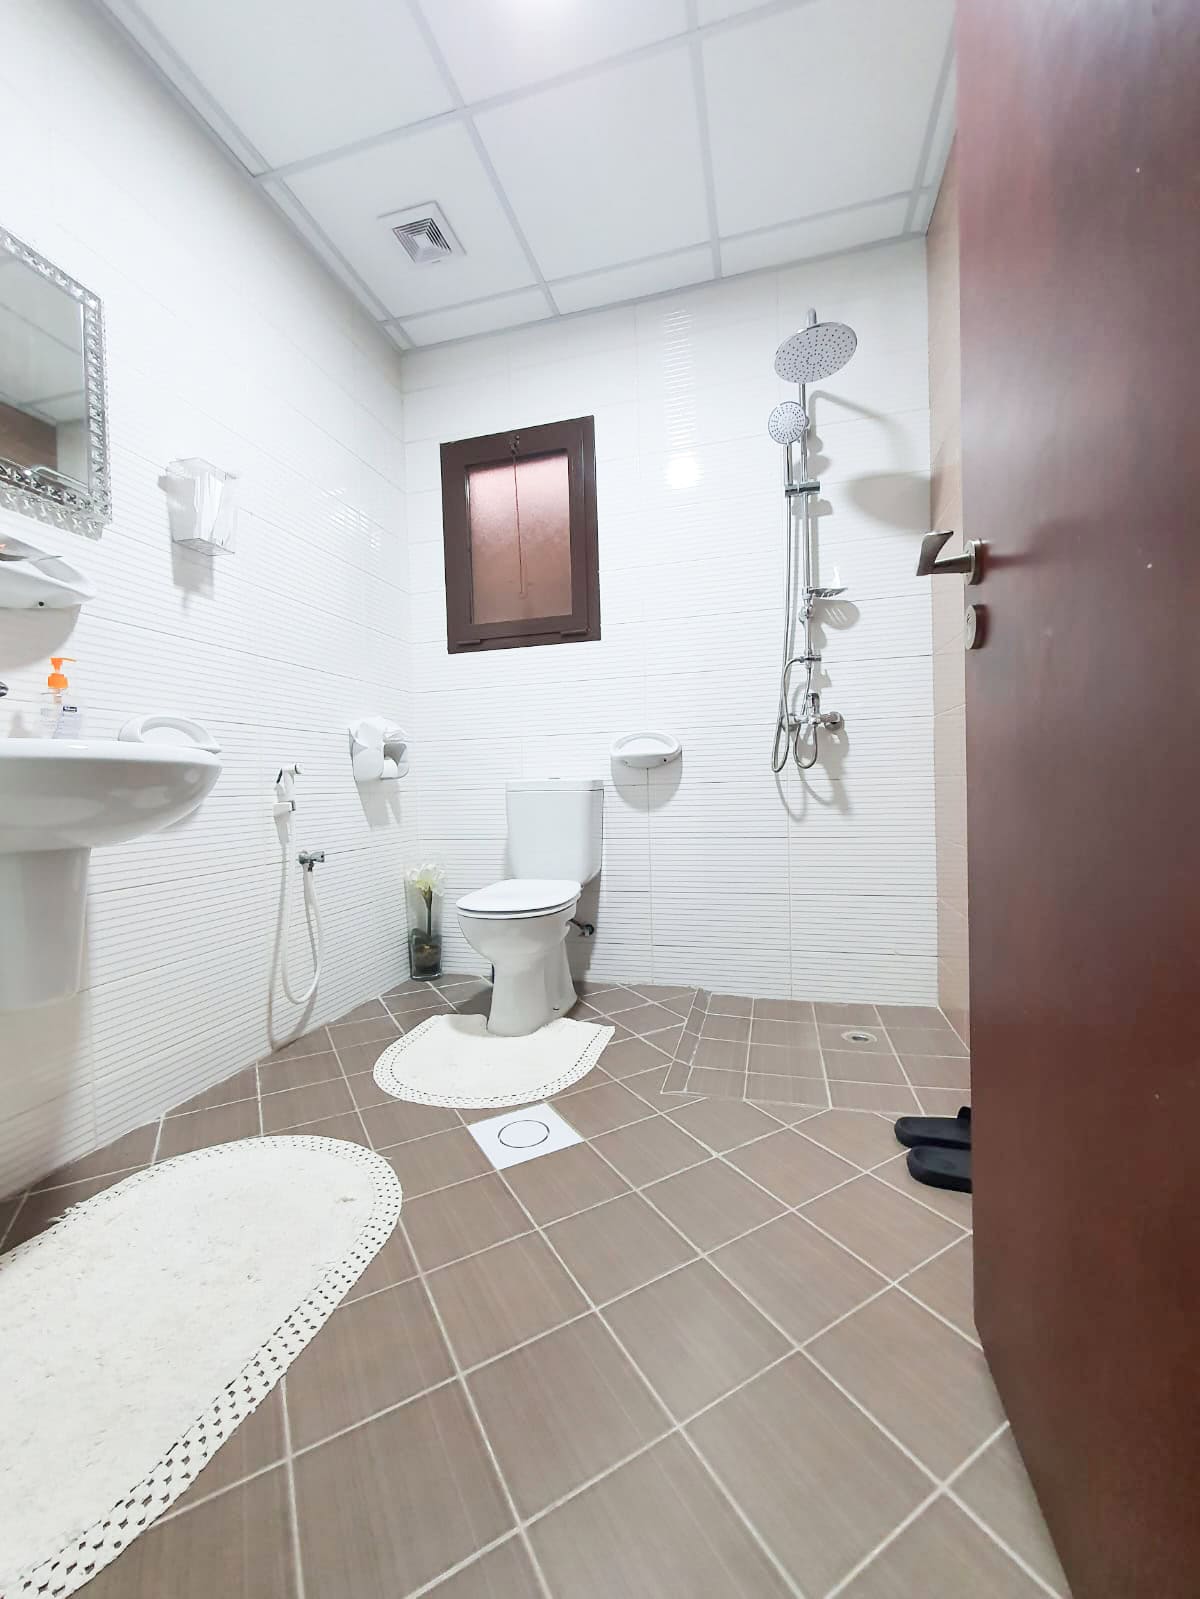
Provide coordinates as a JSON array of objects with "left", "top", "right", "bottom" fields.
[
  {"left": 0, "top": 531, "right": 94, "bottom": 608},
  {"left": 163, "top": 458, "right": 237, "bottom": 555},
  {"left": 610, "top": 731, "right": 682, "bottom": 769},
  {"left": 349, "top": 717, "right": 409, "bottom": 782}
]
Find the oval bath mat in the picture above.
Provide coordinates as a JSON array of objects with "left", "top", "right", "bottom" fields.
[
  {"left": 0, "top": 1135, "right": 402, "bottom": 1599},
  {"left": 374, "top": 1012, "right": 613, "bottom": 1108}
]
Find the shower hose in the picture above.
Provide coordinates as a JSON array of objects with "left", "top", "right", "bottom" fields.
[{"left": 271, "top": 811, "right": 322, "bottom": 1011}]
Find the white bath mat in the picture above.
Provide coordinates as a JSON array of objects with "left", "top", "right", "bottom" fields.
[
  {"left": 0, "top": 1136, "right": 402, "bottom": 1599},
  {"left": 373, "top": 1012, "right": 613, "bottom": 1108},
  {"left": 466, "top": 1104, "right": 585, "bottom": 1170}
]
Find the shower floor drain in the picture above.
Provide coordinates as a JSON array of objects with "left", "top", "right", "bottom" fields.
[
  {"left": 841, "top": 1029, "right": 879, "bottom": 1044},
  {"left": 466, "top": 1103, "right": 583, "bottom": 1170}
]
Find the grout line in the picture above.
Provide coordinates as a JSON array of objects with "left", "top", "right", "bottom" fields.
[
  {"left": 278, "top": 1376, "right": 308, "bottom": 1599},
  {"left": 943, "top": 1485, "right": 1066, "bottom": 1599}
]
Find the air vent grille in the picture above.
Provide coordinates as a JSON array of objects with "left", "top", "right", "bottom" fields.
[{"left": 392, "top": 216, "right": 455, "bottom": 265}]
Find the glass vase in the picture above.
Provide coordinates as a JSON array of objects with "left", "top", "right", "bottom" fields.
[{"left": 406, "top": 885, "right": 443, "bottom": 981}]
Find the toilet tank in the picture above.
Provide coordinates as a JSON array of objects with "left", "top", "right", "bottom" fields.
[{"left": 507, "top": 779, "right": 603, "bottom": 883}]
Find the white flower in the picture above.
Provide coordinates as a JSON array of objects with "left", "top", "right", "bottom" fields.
[{"left": 405, "top": 861, "right": 446, "bottom": 897}]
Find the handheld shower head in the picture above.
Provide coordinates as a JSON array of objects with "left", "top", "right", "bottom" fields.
[
  {"left": 767, "top": 400, "right": 808, "bottom": 445},
  {"left": 773, "top": 316, "right": 857, "bottom": 385}
]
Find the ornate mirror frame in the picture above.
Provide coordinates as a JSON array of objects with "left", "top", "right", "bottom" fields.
[{"left": 0, "top": 227, "right": 111, "bottom": 538}]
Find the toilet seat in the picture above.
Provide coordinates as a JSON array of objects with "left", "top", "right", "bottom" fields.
[{"left": 457, "top": 877, "right": 580, "bottom": 919}]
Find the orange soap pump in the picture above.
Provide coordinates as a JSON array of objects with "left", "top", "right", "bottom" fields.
[{"left": 39, "top": 656, "right": 84, "bottom": 739}]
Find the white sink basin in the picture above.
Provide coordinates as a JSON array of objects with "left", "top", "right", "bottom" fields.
[{"left": 0, "top": 739, "right": 221, "bottom": 1008}]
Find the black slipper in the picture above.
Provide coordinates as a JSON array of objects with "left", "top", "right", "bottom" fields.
[
  {"left": 893, "top": 1106, "right": 970, "bottom": 1150},
  {"left": 906, "top": 1144, "right": 972, "bottom": 1193}
]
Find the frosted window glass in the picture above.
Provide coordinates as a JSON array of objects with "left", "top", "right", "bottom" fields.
[{"left": 466, "top": 451, "right": 571, "bottom": 625}]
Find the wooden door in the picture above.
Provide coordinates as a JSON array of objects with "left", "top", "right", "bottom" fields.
[{"left": 957, "top": 2, "right": 1200, "bottom": 1595}]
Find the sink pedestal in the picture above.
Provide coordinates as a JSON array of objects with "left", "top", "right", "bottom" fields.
[{"left": 0, "top": 848, "right": 90, "bottom": 1008}]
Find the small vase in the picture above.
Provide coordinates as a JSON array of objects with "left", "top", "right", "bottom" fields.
[{"left": 406, "top": 885, "right": 443, "bottom": 981}]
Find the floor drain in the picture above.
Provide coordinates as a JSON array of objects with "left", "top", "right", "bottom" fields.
[
  {"left": 841, "top": 1029, "right": 877, "bottom": 1044},
  {"left": 497, "top": 1119, "right": 551, "bottom": 1149}
]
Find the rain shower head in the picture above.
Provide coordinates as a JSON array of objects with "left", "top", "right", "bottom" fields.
[
  {"left": 773, "top": 316, "right": 857, "bottom": 385},
  {"left": 767, "top": 400, "right": 808, "bottom": 445}
]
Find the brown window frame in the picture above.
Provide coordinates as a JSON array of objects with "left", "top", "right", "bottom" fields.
[{"left": 439, "top": 414, "right": 600, "bottom": 653}]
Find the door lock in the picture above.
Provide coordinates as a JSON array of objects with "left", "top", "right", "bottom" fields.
[
  {"left": 964, "top": 604, "right": 986, "bottom": 650},
  {"left": 917, "top": 530, "right": 983, "bottom": 584}
]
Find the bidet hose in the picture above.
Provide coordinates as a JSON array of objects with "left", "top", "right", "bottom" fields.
[{"left": 272, "top": 819, "right": 322, "bottom": 1010}]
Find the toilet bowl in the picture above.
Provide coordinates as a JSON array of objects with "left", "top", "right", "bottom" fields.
[
  {"left": 456, "top": 778, "right": 603, "bottom": 1036},
  {"left": 457, "top": 878, "right": 580, "bottom": 1037}
]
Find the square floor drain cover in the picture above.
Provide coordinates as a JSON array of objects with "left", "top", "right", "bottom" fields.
[{"left": 465, "top": 1103, "right": 583, "bottom": 1170}]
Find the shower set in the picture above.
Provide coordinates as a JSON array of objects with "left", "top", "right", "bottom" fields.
[{"left": 768, "top": 309, "right": 858, "bottom": 773}]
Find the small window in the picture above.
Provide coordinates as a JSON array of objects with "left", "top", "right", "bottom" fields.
[{"left": 440, "top": 415, "right": 600, "bottom": 653}]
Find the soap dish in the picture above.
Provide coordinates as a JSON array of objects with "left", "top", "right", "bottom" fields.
[{"left": 610, "top": 731, "right": 682, "bottom": 769}]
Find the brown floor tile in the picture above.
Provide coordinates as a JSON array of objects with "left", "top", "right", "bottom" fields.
[
  {"left": 874, "top": 1153, "right": 973, "bottom": 1227},
  {"left": 329, "top": 998, "right": 392, "bottom": 1027},
  {"left": 917, "top": 1085, "right": 972, "bottom": 1117},
  {"left": 386, "top": 986, "right": 454, "bottom": 1015},
  {"left": 598, "top": 1035, "right": 672, "bottom": 1079},
  {"left": 503, "top": 1142, "right": 629, "bottom": 1224},
  {"left": 955, "top": 1430, "right": 1071, "bottom": 1594},
  {"left": 382, "top": 1126, "right": 492, "bottom": 1197},
  {"left": 468, "top": 1315, "right": 667, "bottom": 1516},
  {"left": 358, "top": 1097, "right": 460, "bottom": 1148},
  {"left": 631, "top": 1062, "right": 703, "bottom": 1103},
  {"left": 802, "top": 1176, "right": 965, "bottom": 1279},
  {"left": 688, "top": 1064, "right": 748, "bottom": 1097},
  {"left": 327, "top": 1017, "right": 401, "bottom": 1050},
  {"left": 422, "top": 1537, "right": 543, "bottom": 1598},
  {"left": 567, "top": 999, "right": 609, "bottom": 1023},
  {"left": 426, "top": 1233, "right": 587, "bottom": 1367},
  {"left": 343, "top": 1215, "right": 419, "bottom": 1302},
  {"left": 287, "top": 1111, "right": 371, "bottom": 1148},
  {"left": 261, "top": 1076, "right": 354, "bottom": 1134},
  {"left": 0, "top": 1193, "right": 19, "bottom": 1247},
  {"left": 157, "top": 1098, "right": 259, "bottom": 1160},
  {"left": 746, "top": 1042, "right": 824, "bottom": 1077},
  {"left": 818, "top": 1022, "right": 890, "bottom": 1053},
  {"left": 597, "top": 985, "right": 652, "bottom": 1014},
  {"left": 34, "top": 1122, "right": 158, "bottom": 1189},
  {"left": 546, "top": 1191, "right": 696, "bottom": 1304},
  {"left": 604, "top": 1259, "right": 789, "bottom": 1419},
  {"left": 619, "top": 1002, "right": 688, "bottom": 1035},
  {"left": 335, "top": 1036, "right": 402, "bottom": 1076},
  {"left": 808, "top": 1289, "right": 1004, "bottom": 1476},
  {"left": 798, "top": 1109, "right": 903, "bottom": 1169},
  {"left": 630, "top": 983, "right": 696, "bottom": 1011},
  {"left": 551, "top": 1078, "right": 654, "bottom": 1137},
  {"left": 172, "top": 1386, "right": 285, "bottom": 1511},
  {"left": 840, "top": 1496, "right": 1047, "bottom": 1599},
  {"left": 688, "top": 1354, "right": 928, "bottom": 1595},
  {"left": 831, "top": 1080, "right": 922, "bottom": 1113},
  {"left": 886, "top": 1025, "right": 967, "bottom": 1057},
  {"left": 701, "top": 1014, "right": 752, "bottom": 1043},
  {"left": 750, "top": 1017, "right": 819, "bottom": 1049},
  {"left": 646, "top": 1022, "right": 684, "bottom": 1055},
  {"left": 385, "top": 977, "right": 445, "bottom": 998},
  {"left": 708, "top": 992, "right": 753, "bottom": 1016},
  {"left": 294, "top": 1382, "right": 512, "bottom": 1598},
  {"left": 712, "top": 1213, "right": 887, "bottom": 1344},
  {"left": 666, "top": 1096, "right": 784, "bottom": 1152},
  {"left": 261, "top": 1027, "right": 330, "bottom": 1063},
  {"left": 902, "top": 1235, "right": 977, "bottom": 1339},
  {"left": 898, "top": 1052, "right": 972, "bottom": 1091},
  {"left": 343, "top": 1068, "right": 394, "bottom": 1112},
  {"left": 286, "top": 1277, "right": 454, "bottom": 1451},
  {"left": 824, "top": 1047, "right": 907, "bottom": 1084},
  {"left": 592, "top": 1114, "right": 708, "bottom": 1187},
  {"left": 744, "top": 1072, "right": 828, "bottom": 1107},
  {"left": 556, "top": 1063, "right": 613, "bottom": 1096},
  {"left": 403, "top": 1173, "right": 529, "bottom": 1271},
  {"left": 84, "top": 1464, "right": 297, "bottom": 1598},
  {"left": 257, "top": 1049, "right": 342, "bottom": 1093},
  {"left": 814, "top": 1002, "right": 879, "bottom": 1025},
  {"left": 168, "top": 1068, "right": 259, "bottom": 1117},
  {"left": 725, "top": 1128, "right": 858, "bottom": 1207},
  {"left": 3, "top": 1175, "right": 120, "bottom": 1250},
  {"left": 528, "top": 1434, "right": 794, "bottom": 1599},
  {"left": 644, "top": 1159, "right": 784, "bottom": 1251},
  {"left": 754, "top": 998, "right": 815, "bottom": 1022},
  {"left": 876, "top": 1004, "right": 950, "bottom": 1029}
]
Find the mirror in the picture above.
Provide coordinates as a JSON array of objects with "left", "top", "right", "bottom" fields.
[{"left": 0, "top": 227, "right": 110, "bottom": 537}]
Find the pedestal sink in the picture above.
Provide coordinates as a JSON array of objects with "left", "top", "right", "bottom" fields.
[{"left": 0, "top": 741, "right": 221, "bottom": 1008}]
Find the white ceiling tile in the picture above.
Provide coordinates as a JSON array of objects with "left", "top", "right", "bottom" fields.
[
  {"left": 400, "top": 288, "right": 553, "bottom": 346},
  {"left": 475, "top": 50, "right": 710, "bottom": 279},
  {"left": 551, "top": 248, "right": 713, "bottom": 314},
  {"left": 132, "top": 0, "right": 454, "bottom": 168},
  {"left": 696, "top": 0, "right": 765, "bottom": 20},
  {"left": 284, "top": 123, "right": 536, "bottom": 317},
  {"left": 721, "top": 196, "right": 911, "bottom": 275},
  {"left": 421, "top": 0, "right": 688, "bottom": 102},
  {"left": 703, "top": 0, "right": 953, "bottom": 234},
  {"left": 921, "top": 58, "right": 957, "bottom": 188}
]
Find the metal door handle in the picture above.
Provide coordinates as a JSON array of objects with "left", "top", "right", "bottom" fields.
[{"left": 917, "top": 530, "right": 983, "bottom": 584}]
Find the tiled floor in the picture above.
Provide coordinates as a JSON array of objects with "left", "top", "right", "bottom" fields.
[{"left": 0, "top": 975, "right": 1070, "bottom": 1598}]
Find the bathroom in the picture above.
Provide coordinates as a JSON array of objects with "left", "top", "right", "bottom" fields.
[{"left": 1, "top": 2, "right": 1194, "bottom": 1596}]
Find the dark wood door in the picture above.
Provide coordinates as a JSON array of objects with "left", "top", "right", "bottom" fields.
[{"left": 958, "top": 2, "right": 1200, "bottom": 1595}]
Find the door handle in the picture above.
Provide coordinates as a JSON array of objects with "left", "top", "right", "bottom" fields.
[{"left": 917, "top": 530, "right": 983, "bottom": 584}]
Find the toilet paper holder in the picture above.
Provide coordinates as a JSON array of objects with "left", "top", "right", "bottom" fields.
[{"left": 349, "top": 716, "right": 409, "bottom": 782}]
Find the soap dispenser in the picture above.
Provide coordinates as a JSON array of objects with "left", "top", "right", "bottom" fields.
[{"left": 39, "top": 657, "right": 84, "bottom": 739}]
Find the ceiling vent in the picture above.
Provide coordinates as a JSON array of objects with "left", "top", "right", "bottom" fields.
[{"left": 382, "top": 201, "right": 463, "bottom": 266}]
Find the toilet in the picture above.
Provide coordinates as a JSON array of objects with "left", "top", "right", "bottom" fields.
[{"left": 457, "top": 778, "right": 603, "bottom": 1036}]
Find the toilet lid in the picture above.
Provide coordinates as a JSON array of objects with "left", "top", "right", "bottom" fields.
[{"left": 457, "top": 878, "right": 580, "bottom": 917}]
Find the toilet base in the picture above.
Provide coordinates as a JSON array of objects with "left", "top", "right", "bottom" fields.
[{"left": 458, "top": 905, "right": 578, "bottom": 1037}]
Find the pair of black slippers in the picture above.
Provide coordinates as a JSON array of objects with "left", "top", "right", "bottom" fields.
[{"left": 892, "top": 1107, "right": 971, "bottom": 1193}]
